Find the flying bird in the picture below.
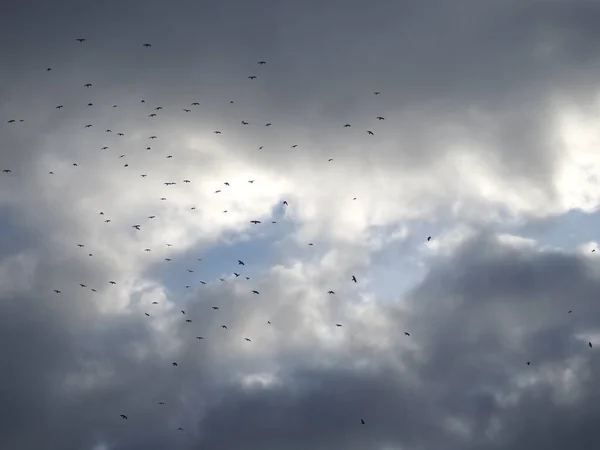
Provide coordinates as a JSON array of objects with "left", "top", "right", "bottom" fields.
[
  {"left": 212, "top": 306, "right": 219, "bottom": 310},
  {"left": 252, "top": 290, "right": 259, "bottom": 295},
  {"left": 238, "top": 260, "right": 245, "bottom": 265},
  {"left": 377, "top": 116, "right": 385, "bottom": 120},
  {"left": 76, "top": 38, "right": 86, "bottom": 42},
  {"left": 336, "top": 324, "right": 342, "bottom": 327},
  {"left": 404, "top": 332, "right": 410, "bottom": 336},
  {"left": 172, "top": 362, "right": 178, "bottom": 366},
  {"left": 367, "top": 131, "right": 374, "bottom": 135},
  {"left": 120, "top": 415, "right": 128, "bottom": 420},
  {"left": 142, "top": 43, "right": 152, "bottom": 47},
  {"left": 352, "top": 276, "right": 357, "bottom": 283},
  {"left": 245, "top": 338, "right": 252, "bottom": 342},
  {"left": 248, "top": 76, "right": 257, "bottom": 80},
  {"left": 221, "top": 325, "right": 228, "bottom": 329},
  {"left": 196, "top": 336, "right": 204, "bottom": 340},
  {"left": 258, "top": 61, "right": 266, "bottom": 65}
]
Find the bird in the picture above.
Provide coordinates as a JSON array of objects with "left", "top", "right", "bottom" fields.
[
  {"left": 196, "top": 336, "right": 204, "bottom": 340},
  {"left": 352, "top": 276, "right": 357, "bottom": 283},
  {"left": 252, "top": 290, "right": 259, "bottom": 295},
  {"left": 142, "top": 43, "right": 152, "bottom": 47},
  {"left": 265, "top": 123, "right": 272, "bottom": 126},
  {"left": 250, "top": 220, "right": 261, "bottom": 224},
  {"left": 590, "top": 342, "right": 593, "bottom": 348},
  {"left": 152, "top": 301, "right": 158, "bottom": 305},
  {"left": 367, "top": 131, "right": 374, "bottom": 135},
  {"left": 172, "top": 362, "right": 178, "bottom": 366},
  {"left": 221, "top": 325, "right": 228, "bottom": 329},
  {"left": 214, "top": 131, "right": 221, "bottom": 134},
  {"left": 336, "top": 324, "right": 342, "bottom": 327},
  {"left": 84, "top": 83, "right": 92, "bottom": 88},
  {"left": 344, "top": 124, "right": 351, "bottom": 127},
  {"left": 248, "top": 76, "right": 257, "bottom": 80},
  {"left": 145, "top": 313, "right": 150, "bottom": 317},
  {"left": 361, "top": 419, "right": 365, "bottom": 425},
  {"left": 2, "top": 169, "right": 11, "bottom": 173},
  {"left": 158, "top": 402, "right": 165, "bottom": 405},
  {"left": 212, "top": 306, "right": 219, "bottom": 310},
  {"left": 527, "top": 361, "right": 530, "bottom": 365},
  {"left": 76, "top": 38, "right": 86, "bottom": 42},
  {"left": 185, "top": 319, "right": 192, "bottom": 323},
  {"left": 258, "top": 61, "right": 266, "bottom": 65},
  {"left": 404, "top": 332, "right": 410, "bottom": 336},
  {"left": 241, "top": 121, "right": 249, "bottom": 125},
  {"left": 109, "top": 281, "right": 116, "bottom": 285},
  {"left": 374, "top": 91, "right": 380, "bottom": 95},
  {"left": 328, "top": 291, "right": 335, "bottom": 295},
  {"left": 234, "top": 273, "right": 240, "bottom": 277},
  {"left": 177, "top": 428, "right": 184, "bottom": 431},
  {"left": 427, "top": 236, "right": 432, "bottom": 241},
  {"left": 120, "top": 415, "right": 128, "bottom": 420},
  {"left": 183, "top": 109, "right": 191, "bottom": 112},
  {"left": 183, "top": 180, "right": 191, "bottom": 183},
  {"left": 283, "top": 201, "right": 288, "bottom": 205},
  {"left": 377, "top": 116, "right": 385, "bottom": 120},
  {"left": 54, "top": 290, "right": 61, "bottom": 294},
  {"left": 132, "top": 225, "right": 141, "bottom": 230},
  {"left": 244, "top": 338, "right": 252, "bottom": 342},
  {"left": 79, "top": 283, "right": 86, "bottom": 288},
  {"left": 181, "top": 310, "right": 185, "bottom": 315},
  {"left": 56, "top": 105, "right": 64, "bottom": 109},
  {"left": 191, "top": 102, "right": 199, "bottom": 106},
  {"left": 238, "top": 260, "right": 245, "bottom": 265}
]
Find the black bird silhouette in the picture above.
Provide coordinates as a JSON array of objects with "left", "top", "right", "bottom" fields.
[
  {"left": 250, "top": 220, "right": 261, "bottom": 224},
  {"left": 427, "top": 236, "right": 432, "bottom": 241},
  {"left": 328, "top": 291, "right": 335, "bottom": 295},
  {"left": 158, "top": 402, "right": 165, "bottom": 405},
  {"left": 404, "top": 332, "right": 410, "bottom": 336},
  {"left": 212, "top": 306, "right": 219, "bottom": 310},
  {"left": 367, "top": 131, "right": 374, "bottom": 136},
  {"left": 3, "top": 169, "right": 11, "bottom": 173},
  {"left": 172, "top": 362, "right": 178, "bottom": 366},
  {"left": 142, "top": 43, "right": 152, "bottom": 47},
  {"left": 590, "top": 342, "right": 593, "bottom": 348},
  {"left": 238, "top": 260, "right": 245, "bottom": 265},
  {"left": 196, "top": 336, "right": 204, "bottom": 340},
  {"left": 109, "top": 281, "right": 116, "bottom": 285},
  {"left": 377, "top": 116, "right": 385, "bottom": 120},
  {"left": 245, "top": 338, "right": 251, "bottom": 342},
  {"left": 248, "top": 76, "right": 257, "bottom": 80},
  {"left": 258, "top": 61, "right": 266, "bottom": 65},
  {"left": 265, "top": 123, "right": 272, "bottom": 126},
  {"left": 84, "top": 83, "right": 92, "bottom": 88},
  {"left": 181, "top": 310, "right": 185, "bottom": 315},
  {"left": 527, "top": 361, "right": 530, "bottom": 365},
  {"left": 76, "top": 38, "right": 86, "bottom": 42},
  {"left": 185, "top": 319, "right": 192, "bottom": 323},
  {"left": 336, "top": 324, "right": 342, "bottom": 327},
  {"left": 177, "top": 428, "right": 184, "bottom": 431},
  {"left": 344, "top": 124, "right": 351, "bottom": 127},
  {"left": 252, "top": 290, "right": 259, "bottom": 295},
  {"left": 191, "top": 102, "right": 200, "bottom": 106},
  {"left": 361, "top": 419, "right": 365, "bottom": 424},
  {"left": 214, "top": 131, "right": 221, "bottom": 134},
  {"left": 352, "top": 276, "right": 357, "bottom": 283},
  {"left": 145, "top": 313, "right": 150, "bottom": 317},
  {"left": 374, "top": 91, "right": 380, "bottom": 95},
  {"left": 120, "top": 414, "right": 128, "bottom": 420},
  {"left": 221, "top": 325, "right": 228, "bottom": 329}
]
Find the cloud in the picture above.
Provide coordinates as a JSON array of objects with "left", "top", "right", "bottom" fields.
[{"left": 4, "top": 0, "right": 600, "bottom": 449}]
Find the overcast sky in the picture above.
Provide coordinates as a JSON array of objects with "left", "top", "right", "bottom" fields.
[{"left": 3, "top": 0, "right": 600, "bottom": 449}]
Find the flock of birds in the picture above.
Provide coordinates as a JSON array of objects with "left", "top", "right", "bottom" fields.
[{"left": 3, "top": 38, "right": 592, "bottom": 437}]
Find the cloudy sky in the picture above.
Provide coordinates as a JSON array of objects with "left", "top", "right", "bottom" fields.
[{"left": 3, "top": 0, "right": 600, "bottom": 448}]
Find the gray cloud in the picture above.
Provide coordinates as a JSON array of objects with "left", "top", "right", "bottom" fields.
[{"left": 3, "top": 0, "right": 600, "bottom": 449}]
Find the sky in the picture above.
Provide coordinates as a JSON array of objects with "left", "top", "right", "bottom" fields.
[{"left": 3, "top": 0, "right": 600, "bottom": 448}]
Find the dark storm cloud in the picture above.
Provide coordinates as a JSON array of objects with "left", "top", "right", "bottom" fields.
[
  {"left": 3, "top": 0, "right": 600, "bottom": 449},
  {"left": 193, "top": 231, "right": 600, "bottom": 450}
]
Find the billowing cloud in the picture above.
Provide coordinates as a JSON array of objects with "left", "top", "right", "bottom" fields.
[{"left": 3, "top": 0, "right": 600, "bottom": 449}]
